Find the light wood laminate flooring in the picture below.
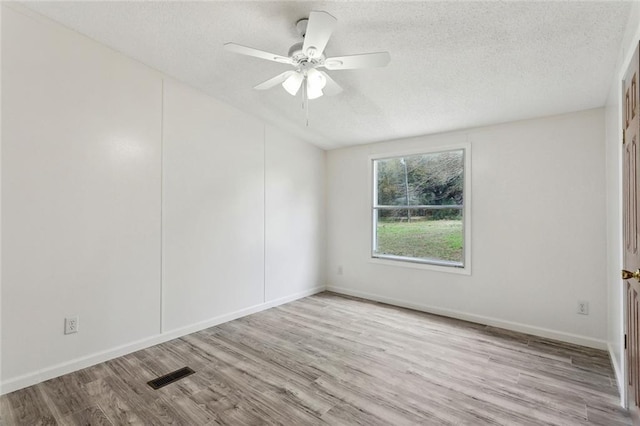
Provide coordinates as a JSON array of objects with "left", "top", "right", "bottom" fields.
[{"left": 0, "top": 292, "right": 631, "bottom": 425}]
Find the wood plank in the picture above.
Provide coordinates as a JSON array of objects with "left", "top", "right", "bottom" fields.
[
  {"left": 2, "top": 386, "right": 58, "bottom": 425},
  {"left": 60, "top": 405, "right": 112, "bottom": 426},
  {"left": 81, "top": 378, "right": 146, "bottom": 425},
  {"left": 40, "top": 374, "right": 94, "bottom": 417}
]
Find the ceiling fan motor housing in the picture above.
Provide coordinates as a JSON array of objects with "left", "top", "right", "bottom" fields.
[{"left": 288, "top": 41, "right": 325, "bottom": 69}]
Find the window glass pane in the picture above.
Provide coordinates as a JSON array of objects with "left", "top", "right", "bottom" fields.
[
  {"left": 375, "top": 151, "right": 463, "bottom": 207},
  {"left": 374, "top": 209, "right": 463, "bottom": 264}
]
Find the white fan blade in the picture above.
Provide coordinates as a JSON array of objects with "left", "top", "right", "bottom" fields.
[
  {"left": 224, "top": 42, "right": 293, "bottom": 64},
  {"left": 319, "top": 71, "right": 343, "bottom": 96},
  {"left": 302, "top": 11, "right": 337, "bottom": 59},
  {"left": 254, "top": 71, "right": 294, "bottom": 90},
  {"left": 324, "top": 52, "right": 391, "bottom": 70}
]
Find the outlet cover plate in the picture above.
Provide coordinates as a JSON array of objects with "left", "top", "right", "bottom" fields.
[
  {"left": 577, "top": 301, "right": 589, "bottom": 315},
  {"left": 65, "top": 316, "right": 79, "bottom": 334}
]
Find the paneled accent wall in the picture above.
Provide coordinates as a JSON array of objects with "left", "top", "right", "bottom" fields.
[{"left": 1, "top": 5, "right": 325, "bottom": 393}]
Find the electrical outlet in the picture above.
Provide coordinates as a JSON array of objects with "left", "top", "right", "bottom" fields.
[
  {"left": 65, "top": 316, "right": 79, "bottom": 334},
  {"left": 337, "top": 265, "right": 343, "bottom": 275},
  {"left": 577, "top": 301, "right": 589, "bottom": 315}
]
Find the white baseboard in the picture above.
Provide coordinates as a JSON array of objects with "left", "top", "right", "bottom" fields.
[
  {"left": 0, "top": 286, "right": 325, "bottom": 395},
  {"left": 608, "top": 342, "right": 627, "bottom": 408},
  {"left": 326, "top": 285, "right": 608, "bottom": 350}
]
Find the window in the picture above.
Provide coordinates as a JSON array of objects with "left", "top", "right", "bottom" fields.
[{"left": 372, "top": 148, "right": 467, "bottom": 268}]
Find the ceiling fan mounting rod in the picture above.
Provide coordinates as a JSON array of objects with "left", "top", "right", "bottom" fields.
[{"left": 296, "top": 18, "right": 308, "bottom": 37}]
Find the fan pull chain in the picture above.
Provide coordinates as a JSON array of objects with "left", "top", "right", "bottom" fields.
[
  {"left": 302, "top": 76, "right": 309, "bottom": 127},
  {"left": 302, "top": 79, "right": 306, "bottom": 110},
  {"left": 306, "top": 95, "right": 309, "bottom": 127}
]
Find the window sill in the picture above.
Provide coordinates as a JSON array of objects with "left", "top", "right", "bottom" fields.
[{"left": 370, "top": 255, "right": 471, "bottom": 275}]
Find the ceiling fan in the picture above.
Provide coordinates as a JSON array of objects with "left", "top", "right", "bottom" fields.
[{"left": 224, "top": 10, "right": 391, "bottom": 101}]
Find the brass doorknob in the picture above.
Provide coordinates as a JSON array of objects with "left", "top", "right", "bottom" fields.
[{"left": 622, "top": 269, "right": 640, "bottom": 281}]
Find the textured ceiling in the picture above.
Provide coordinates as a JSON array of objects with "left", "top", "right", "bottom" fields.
[{"left": 20, "top": 1, "right": 631, "bottom": 149}]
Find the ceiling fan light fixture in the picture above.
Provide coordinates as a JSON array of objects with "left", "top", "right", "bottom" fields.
[
  {"left": 306, "top": 68, "right": 327, "bottom": 90},
  {"left": 282, "top": 72, "right": 303, "bottom": 95},
  {"left": 307, "top": 84, "right": 323, "bottom": 100}
]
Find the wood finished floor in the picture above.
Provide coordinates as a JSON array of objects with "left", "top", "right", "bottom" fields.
[{"left": 0, "top": 292, "right": 631, "bottom": 425}]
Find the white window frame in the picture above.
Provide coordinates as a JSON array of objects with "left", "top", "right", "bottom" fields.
[{"left": 369, "top": 143, "right": 471, "bottom": 275}]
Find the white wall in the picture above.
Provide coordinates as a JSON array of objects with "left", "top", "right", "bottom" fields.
[
  {"left": 2, "top": 4, "right": 163, "bottom": 383},
  {"left": 162, "top": 79, "right": 265, "bottom": 331},
  {"left": 327, "top": 109, "right": 607, "bottom": 349},
  {"left": 1, "top": 5, "right": 325, "bottom": 393},
  {"left": 605, "top": 83, "right": 623, "bottom": 402},
  {"left": 265, "top": 125, "right": 326, "bottom": 302},
  {"left": 0, "top": 3, "right": 4, "bottom": 397},
  {"left": 605, "top": 0, "right": 640, "bottom": 407}
]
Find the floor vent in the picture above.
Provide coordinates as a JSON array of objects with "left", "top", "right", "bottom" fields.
[{"left": 147, "top": 367, "right": 195, "bottom": 390}]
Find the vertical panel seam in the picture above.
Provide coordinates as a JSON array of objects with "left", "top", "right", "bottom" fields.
[
  {"left": 160, "top": 78, "right": 164, "bottom": 333},
  {"left": 263, "top": 124, "right": 267, "bottom": 304}
]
